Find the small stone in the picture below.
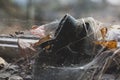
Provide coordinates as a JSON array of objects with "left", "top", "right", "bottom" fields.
[
  {"left": 0, "top": 57, "right": 8, "bottom": 69},
  {"left": 24, "top": 75, "right": 32, "bottom": 80},
  {"left": 8, "top": 75, "right": 23, "bottom": 80}
]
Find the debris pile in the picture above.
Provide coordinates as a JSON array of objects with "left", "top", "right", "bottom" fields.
[
  {"left": 0, "top": 14, "right": 120, "bottom": 80},
  {"left": 33, "top": 14, "right": 120, "bottom": 80},
  {"left": 0, "top": 55, "right": 35, "bottom": 80}
]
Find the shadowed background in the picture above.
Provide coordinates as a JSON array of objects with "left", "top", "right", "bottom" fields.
[{"left": 0, "top": 0, "right": 120, "bottom": 33}]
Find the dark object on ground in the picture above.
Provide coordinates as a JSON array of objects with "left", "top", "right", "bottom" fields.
[{"left": 33, "top": 14, "right": 101, "bottom": 80}]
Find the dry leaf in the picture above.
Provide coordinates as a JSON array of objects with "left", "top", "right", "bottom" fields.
[
  {"left": 94, "top": 40, "right": 117, "bottom": 49},
  {"left": 17, "top": 39, "right": 36, "bottom": 58},
  {"left": 100, "top": 27, "right": 107, "bottom": 40},
  {"left": 30, "top": 25, "right": 45, "bottom": 38}
]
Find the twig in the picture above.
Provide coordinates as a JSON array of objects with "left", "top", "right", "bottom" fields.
[
  {"left": 98, "top": 48, "right": 120, "bottom": 80},
  {"left": 89, "top": 68, "right": 98, "bottom": 80},
  {"left": 98, "top": 57, "right": 111, "bottom": 80}
]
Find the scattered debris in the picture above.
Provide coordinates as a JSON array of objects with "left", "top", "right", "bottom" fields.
[
  {"left": 32, "top": 14, "right": 120, "bottom": 80},
  {"left": 0, "top": 14, "right": 120, "bottom": 80}
]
